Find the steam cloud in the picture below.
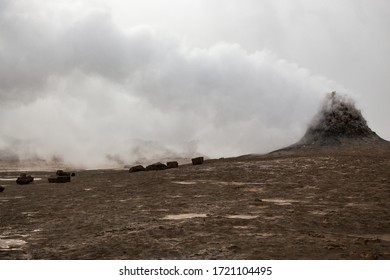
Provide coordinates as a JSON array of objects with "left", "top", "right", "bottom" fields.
[{"left": 0, "top": 2, "right": 347, "bottom": 168}]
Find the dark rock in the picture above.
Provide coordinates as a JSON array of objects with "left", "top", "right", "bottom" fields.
[
  {"left": 145, "top": 162, "right": 167, "bottom": 171},
  {"left": 16, "top": 173, "right": 34, "bottom": 185},
  {"left": 0, "top": 186, "right": 4, "bottom": 192},
  {"left": 56, "top": 170, "right": 72, "bottom": 177},
  {"left": 191, "top": 157, "right": 204, "bottom": 165},
  {"left": 166, "top": 161, "right": 179, "bottom": 169},
  {"left": 129, "top": 165, "right": 146, "bottom": 173},
  {"left": 71, "top": 172, "right": 76, "bottom": 177},
  {"left": 48, "top": 175, "right": 71, "bottom": 183}
]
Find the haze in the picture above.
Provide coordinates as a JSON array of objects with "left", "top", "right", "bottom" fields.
[{"left": 0, "top": 0, "right": 389, "bottom": 168}]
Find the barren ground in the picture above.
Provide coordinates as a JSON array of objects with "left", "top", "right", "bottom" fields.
[{"left": 1, "top": 149, "right": 389, "bottom": 259}]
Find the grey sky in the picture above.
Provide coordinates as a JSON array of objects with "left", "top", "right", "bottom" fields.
[
  {"left": 0, "top": 0, "right": 388, "bottom": 167},
  {"left": 109, "top": 0, "right": 390, "bottom": 132}
]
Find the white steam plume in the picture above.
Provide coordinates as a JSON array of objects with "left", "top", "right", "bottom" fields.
[{"left": 0, "top": 5, "right": 347, "bottom": 168}]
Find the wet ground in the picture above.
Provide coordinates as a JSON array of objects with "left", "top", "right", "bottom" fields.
[{"left": 0, "top": 149, "right": 389, "bottom": 259}]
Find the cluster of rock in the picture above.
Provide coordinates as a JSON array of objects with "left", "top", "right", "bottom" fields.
[
  {"left": 129, "top": 157, "right": 204, "bottom": 173},
  {"left": 48, "top": 170, "right": 75, "bottom": 183},
  {"left": 16, "top": 173, "right": 34, "bottom": 185},
  {"left": 129, "top": 161, "right": 179, "bottom": 173}
]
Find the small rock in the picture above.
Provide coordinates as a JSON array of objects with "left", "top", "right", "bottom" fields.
[
  {"left": 16, "top": 173, "right": 34, "bottom": 185},
  {"left": 129, "top": 165, "right": 146, "bottom": 173},
  {"left": 56, "top": 170, "right": 72, "bottom": 177},
  {"left": 145, "top": 162, "right": 167, "bottom": 171},
  {"left": 0, "top": 185, "right": 5, "bottom": 192},
  {"left": 166, "top": 161, "right": 179, "bottom": 169},
  {"left": 191, "top": 157, "right": 204, "bottom": 165}
]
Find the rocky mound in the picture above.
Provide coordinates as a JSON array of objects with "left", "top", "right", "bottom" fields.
[{"left": 273, "top": 92, "right": 389, "bottom": 153}]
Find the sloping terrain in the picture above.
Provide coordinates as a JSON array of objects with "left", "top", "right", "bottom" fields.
[{"left": 0, "top": 147, "right": 389, "bottom": 259}]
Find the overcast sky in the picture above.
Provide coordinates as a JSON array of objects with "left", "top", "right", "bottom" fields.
[{"left": 0, "top": 0, "right": 389, "bottom": 167}]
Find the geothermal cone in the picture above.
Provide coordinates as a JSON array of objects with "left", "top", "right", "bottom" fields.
[
  {"left": 299, "top": 92, "right": 380, "bottom": 145},
  {"left": 273, "top": 92, "right": 389, "bottom": 153}
]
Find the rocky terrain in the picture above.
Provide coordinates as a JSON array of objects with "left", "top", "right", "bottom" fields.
[
  {"left": 0, "top": 148, "right": 389, "bottom": 260},
  {"left": 0, "top": 92, "right": 389, "bottom": 260}
]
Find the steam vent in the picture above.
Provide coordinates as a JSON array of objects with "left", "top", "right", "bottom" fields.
[{"left": 275, "top": 92, "right": 389, "bottom": 152}]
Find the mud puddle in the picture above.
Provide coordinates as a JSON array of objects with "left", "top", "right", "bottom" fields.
[
  {"left": 226, "top": 215, "right": 258, "bottom": 219},
  {"left": 161, "top": 213, "right": 208, "bottom": 220}
]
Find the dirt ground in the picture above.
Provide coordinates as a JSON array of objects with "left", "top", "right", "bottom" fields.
[{"left": 0, "top": 149, "right": 389, "bottom": 259}]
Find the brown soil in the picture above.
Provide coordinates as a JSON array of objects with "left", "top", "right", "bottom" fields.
[{"left": 1, "top": 147, "right": 390, "bottom": 260}]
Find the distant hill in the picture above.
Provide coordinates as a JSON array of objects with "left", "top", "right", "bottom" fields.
[{"left": 271, "top": 92, "right": 390, "bottom": 155}]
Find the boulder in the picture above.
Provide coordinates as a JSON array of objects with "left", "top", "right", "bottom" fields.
[
  {"left": 145, "top": 162, "right": 167, "bottom": 171},
  {"left": 56, "top": 170, "right": 72, "bottom": 177},
  {"left": 48, "top": 175, "right": 71, "bottom": 183},
  {"left": 0, "top": 186, "right": 4, "bottom": 192},
  {"left": 191, "top": 157, "right": 204, "bottom": 165},
  {"left": 166, "top": 161, "right": 179, "bottom": 169},
  {"left": 16, "top": 173, "right": 34, "bottom": 185},
  {"left": 129, "top": 165, "right": 146, "bottom": 173}
]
